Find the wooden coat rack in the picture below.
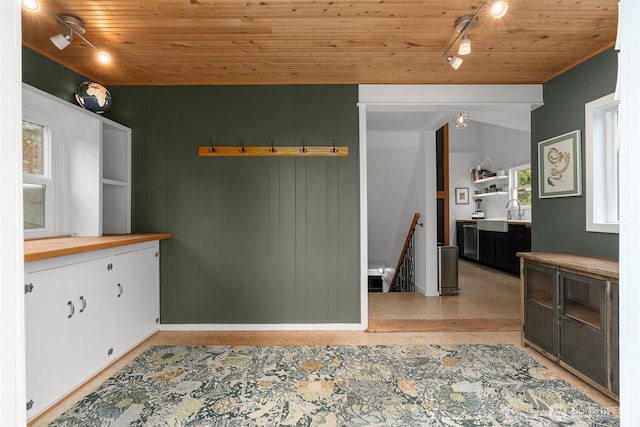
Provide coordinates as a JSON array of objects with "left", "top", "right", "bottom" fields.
[{"left": 198, "top": 139, "right": 348, "bottom": 157}]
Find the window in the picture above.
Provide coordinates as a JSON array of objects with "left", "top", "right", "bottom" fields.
[
  {"left": 22, "top": 120, "right": 53, "bottom": 236},
  {"left": 510, "top": 164, "right": 532, "bottom": 207},
  {"left": 585, "top": 93, "right": 619, "bottom": 234}
]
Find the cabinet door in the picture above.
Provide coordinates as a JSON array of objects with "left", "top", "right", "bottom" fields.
[
  {"left": 25, "top": 257, "right": 109, "bottom": 418},
  {"left": 611, "top": 282, "right": 619, "bottom": 395},
  {"left": 478, "top": 230, "right": 495, "bottom": 265},
  {"left": 523, "top": 263, "right": 558, "bottom": 356},
  {"left": 111, "top": 245, "right": 159, "bottom": 357},
  {"left": 560, "top": 272, "right": 607, "bottom": 386},
  {"left": 74, "top": 260, "right": 111, "bottom": 379},
  {"left": 508, "top": 225, "right": 531, "bottom": 274}
]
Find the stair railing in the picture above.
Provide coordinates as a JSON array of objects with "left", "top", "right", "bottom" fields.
[{"left": 388, "top": 213, "right": 421, "bottom": 292}]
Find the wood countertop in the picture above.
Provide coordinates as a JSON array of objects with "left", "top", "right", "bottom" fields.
[
  {"left": 517, "top": 252, "right": 618, "bottom": 280},
  {"left": 24, "top": 233, "right": 173, "bottom": 262}
]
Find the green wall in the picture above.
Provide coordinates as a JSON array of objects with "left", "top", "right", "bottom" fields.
[
  {"left": 22, "top": 47, "right": 361, "bottom": 324},
  {"left": 531, "top": 48, "right": 619, "bottom": 258}
]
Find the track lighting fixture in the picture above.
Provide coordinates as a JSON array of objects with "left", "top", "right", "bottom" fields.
[
  {"left": 455, "top": 112, "right": 470, "bottom": 129},
  {"left": 443, "top": 0, "right": 508, "bottom": 70},
  {"left": 21, "top": 1, "right": 112, "bottom": 64}
]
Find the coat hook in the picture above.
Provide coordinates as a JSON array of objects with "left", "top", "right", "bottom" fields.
[
  {"left": 300, "top": 138, "right": 307, "bottom": 154},
  {"left": 331, "top": 138, "right": 339, "bottom": 153},
  {"left": 209, "top": 138, "right": 216, "bottom": 153},
  {"left": 240, "top": 138, "right": 246, "bottom": 153},
  {"left": 269, "top": 139, "right": 276, "bottom": 153}
]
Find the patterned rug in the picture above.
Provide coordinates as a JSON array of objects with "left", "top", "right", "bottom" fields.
[{"left": 49, "top": 344, "right": 619, "bottom": 426}]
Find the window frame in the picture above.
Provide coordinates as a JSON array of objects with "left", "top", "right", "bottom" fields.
[
  {"left": 22, "top": 111, "right": 60, "bottom": 239},
  {"left": 585, "top": 93, "right": 619, "bottom": 234},
  {"left": 509, "top": 163, "right": 532, "bottom": 208}
]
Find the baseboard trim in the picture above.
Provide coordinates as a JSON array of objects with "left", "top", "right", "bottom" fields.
[{"left": 160, "top": 323, "right": 367, "bottom": 331}]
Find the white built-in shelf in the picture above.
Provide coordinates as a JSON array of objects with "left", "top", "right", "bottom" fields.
[
  {"left": 103, "top": 178, "right": 128, "bottom": 187},
  {"left": 473, "top": 175, "right": 508, "bottom": 185},
  {"left": 472, "top": 191, "right": 508, "bottom": 199}
]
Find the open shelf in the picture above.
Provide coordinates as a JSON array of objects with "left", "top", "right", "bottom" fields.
[
  {"left": 472, "top": 191, "right": 508, "bottom": 199},
  {"left": 473, "top": 175, "right": 508, "bottom": 185}
]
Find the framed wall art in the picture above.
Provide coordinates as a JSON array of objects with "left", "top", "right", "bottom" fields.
[
  {"left": 538, "top": 130, "right": 581, "bottom": 198},
  {"left": 455, "top": 187, "right": 469, "bottom": 204}
]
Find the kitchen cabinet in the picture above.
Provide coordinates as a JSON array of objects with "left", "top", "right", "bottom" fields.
[
  {"left": 25, "top": 257, "right": 110, "bottom": 418},
  {"left": 507, "top": 224, "right": 531, "bottom": 274},
  {"left": 519, "top": 252, "right": 618, "bottom": 400},
  {"left": 479, "top": 229, "right": 510, "bottom": 270},
  {"left": 24, "top": 241, "right": 160, "bottom": 420},
  {"left": 111, "top": 246, "right": 159, "bottom": 355},
  {"left": 476, "top": 223, "right": 530, "bottom": 274}
]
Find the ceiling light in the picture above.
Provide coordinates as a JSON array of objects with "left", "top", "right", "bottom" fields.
[
  {"left": 458, "top": 33, "right": 471, "bottom": 56},
  {"left": 22, "top": 0, "right": 40, "bottom": 12},
  {"left": 447, "top": 55, "right": 463, "bottom": 70},
  {"left": 97, "top": 51, "right": 111, "bottom": 64},
  {"left": 490, "top": 0, "right": 509, "bottom": 19},
  {"left": 49, "top": 15, "right": 85, "bottom": 51},
  {"left": 455, "top": 112, "right": 470, "bottom": 129},
  {"left": 50, "top": 33, "right": 73, "bottom": 50},
  {"left": 443, "top": 0, "right": 508, "bottom": 69}
]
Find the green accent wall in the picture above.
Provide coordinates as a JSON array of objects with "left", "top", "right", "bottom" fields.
[
  {"left": 531, "top": 48, "right": 619, "bottom": 258},
  {"left": 22, "top": 47, "right": 361, "bottom": 324}
]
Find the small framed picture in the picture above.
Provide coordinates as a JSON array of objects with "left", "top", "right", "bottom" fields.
[
  {"left": 538, "top": 130, "right": 581, "bottom": 198},
  {"left": 455, "top": 187, "right": 469, "bottom": 204}
]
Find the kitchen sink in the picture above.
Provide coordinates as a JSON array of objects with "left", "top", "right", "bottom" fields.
[{"left": 476, "top": 219, "right": 509, "bottom": 232}]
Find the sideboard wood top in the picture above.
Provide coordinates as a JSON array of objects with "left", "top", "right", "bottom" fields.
[
  {"left": 517, "top": 252, "right": 618, "bottom": 280},
  {"left": 24, "top": 233, "right": 172, "bottom": 262}
]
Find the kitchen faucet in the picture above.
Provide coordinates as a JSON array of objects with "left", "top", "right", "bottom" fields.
[{"left": 505, "top": 199, "right": 523, "bottom": 220}]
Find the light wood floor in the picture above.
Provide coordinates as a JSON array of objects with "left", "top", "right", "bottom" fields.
[{"left": 30, "top": 260, "right": 619, "bottom": 426}]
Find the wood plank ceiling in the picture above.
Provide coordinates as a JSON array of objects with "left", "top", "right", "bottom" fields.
[{"left": 21, "top": 0, "right": 618, "bottom": 86}]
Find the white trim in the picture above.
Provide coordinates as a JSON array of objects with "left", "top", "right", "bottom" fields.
[
  {"left": 619, "top": 1, "right": 640, "bottom": 425},
  {"left": 0, "top": 1, "right": 26, "bottom": 425},
  {"left": 160, "top": 323, "right": 366, "bottom": 331},
  {"left": 585, "top": 93, "right": 619, "bottom": 234},
  {"left": 358, "top": 104, "right": 369, "bottom": 328},
  {"left": 358, "top": 84, "right": 543, "bottom": 107}
]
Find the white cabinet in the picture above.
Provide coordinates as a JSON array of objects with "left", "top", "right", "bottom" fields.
[
  {"left": 24, "top": 241, "right": 159, "bottom": 420},
  {"left": 111, "top": 246, "right": 159, "bottom": 355},
  {"left": 22, "top": 84, "right": 131, "bottom": 237},
  {"left": 102, "top": 121, "right": 131, "bottom": 235}
]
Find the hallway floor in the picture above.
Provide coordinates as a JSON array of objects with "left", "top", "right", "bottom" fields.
[
  {"left": 369, "top": 259, "right": 520, "bottom": 320},
  {"left": 29, "top": 260, "right": 619, "bottom": 426}
]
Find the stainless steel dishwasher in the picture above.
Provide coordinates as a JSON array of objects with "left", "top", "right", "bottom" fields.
[{"left": 462, "top": 222, "right": 479, "bottom": 260}]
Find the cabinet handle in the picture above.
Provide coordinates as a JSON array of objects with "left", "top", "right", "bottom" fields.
[
  {"left": 67, "top": 301, "right": 75, "bottom": 319},
  {"left": 117, "top": 283, "right": 123, "bottom": 298},
  {"left": 79, "top": 296, "right": 87, "bottom": 313}
]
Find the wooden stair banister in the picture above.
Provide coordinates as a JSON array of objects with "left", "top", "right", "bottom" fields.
[{"left": 388, "top": 213, "right": 421, "bottom": 292}]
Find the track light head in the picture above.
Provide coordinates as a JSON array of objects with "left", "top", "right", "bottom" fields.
[
  {"left": 447, "top": 55, "right": 463, "bottom": 70},
  {"left": 50, "top": 33, "right": 73, "bottom": 50},
  {"left": 458, "top": 33, "right": 471, "bottom": 56}
]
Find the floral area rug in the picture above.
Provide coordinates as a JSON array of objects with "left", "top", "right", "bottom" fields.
[{"left": 49, "top": 344, "right": 619, "bottom": 426}]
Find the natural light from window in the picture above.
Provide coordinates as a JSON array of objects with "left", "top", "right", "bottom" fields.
[
  {"left": 510, "top": 164, "right": 532, "bottom": 208},
  {"left": 22, "top": 120, "right": 51, "bottom": 234},
  {"left": 585, "top": 93, "right": 619, "bottom": 234}
]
